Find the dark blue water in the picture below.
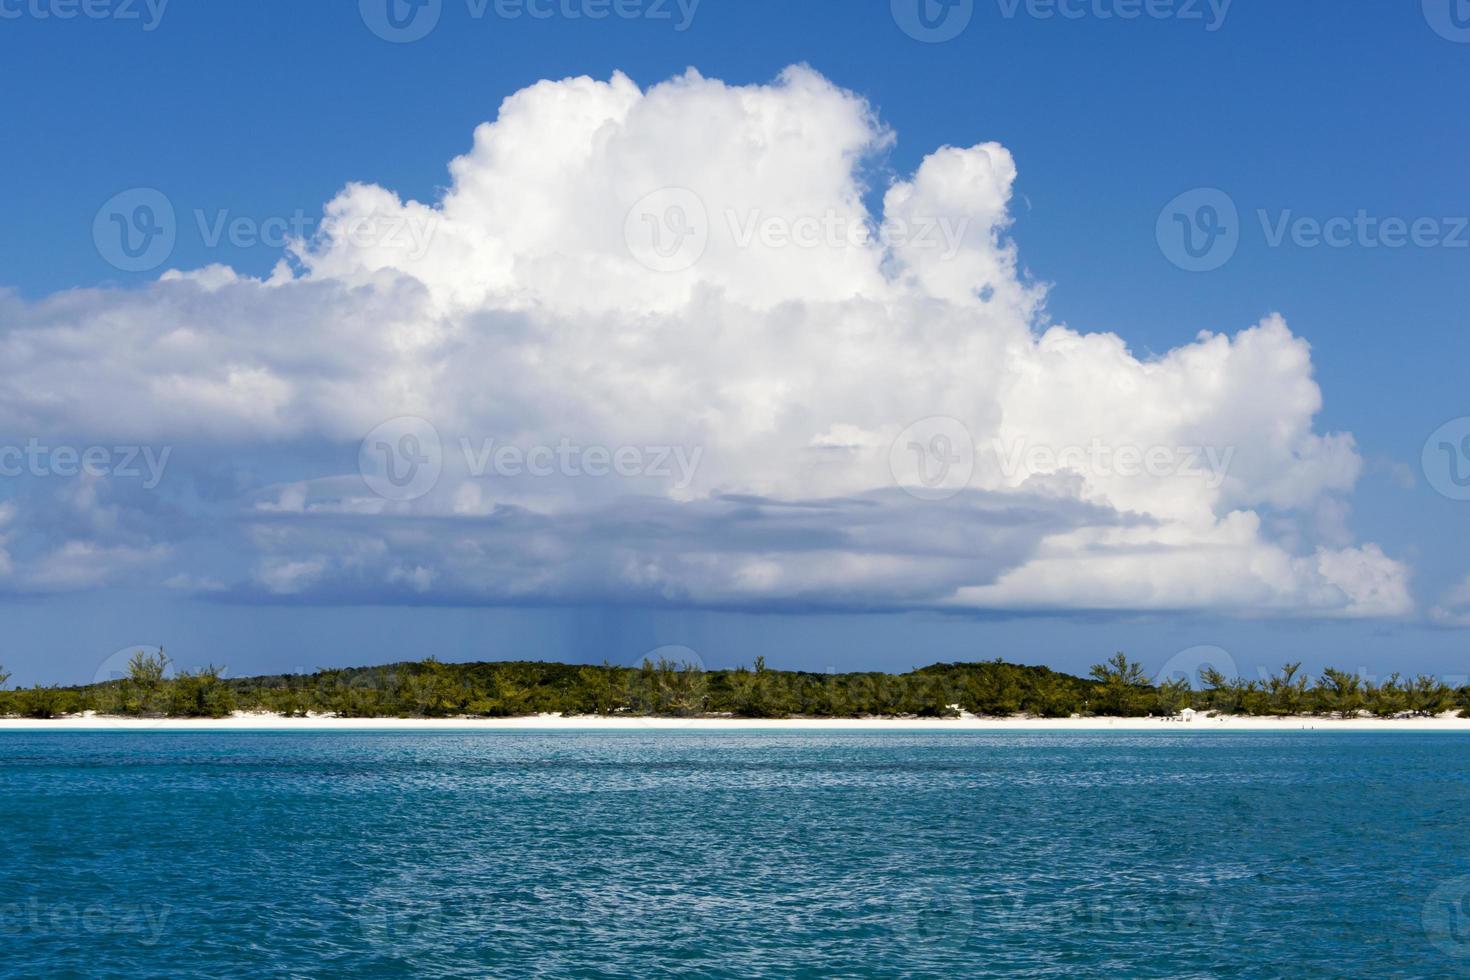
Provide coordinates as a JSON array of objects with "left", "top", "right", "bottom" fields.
[{"left": 4, "top": 732, "right": 1470, "bottom": 977}]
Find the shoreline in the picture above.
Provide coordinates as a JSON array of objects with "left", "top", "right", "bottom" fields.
[{"left": 3, "top": 712, "right": 1470, "bottom": 731}]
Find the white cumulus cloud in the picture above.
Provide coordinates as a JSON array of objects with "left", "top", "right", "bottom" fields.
[{"left": 0, "top": 66, "right": 1411, "bottom": 618}]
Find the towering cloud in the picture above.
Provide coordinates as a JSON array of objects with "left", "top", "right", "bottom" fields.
[{"left": 0, "top": 66, "right": 1410, "bottom": 617}]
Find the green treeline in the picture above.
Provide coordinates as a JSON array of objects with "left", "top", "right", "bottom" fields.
[{"left": 0, "top": 651, "right": 1466, "bottom": 721}]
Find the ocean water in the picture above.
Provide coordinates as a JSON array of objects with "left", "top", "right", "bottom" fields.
[{"left": 3, "top": 732, "right": 1470, "bottom": 978}]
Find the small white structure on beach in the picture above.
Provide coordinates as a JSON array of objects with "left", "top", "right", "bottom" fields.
[{"left": 1179, "top": 708, "right": 1198, "bottom": 722}]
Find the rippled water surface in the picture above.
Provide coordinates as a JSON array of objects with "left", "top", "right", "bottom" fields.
[{"left": 4, "top": 731, "right": 1470, "bottom": 977}]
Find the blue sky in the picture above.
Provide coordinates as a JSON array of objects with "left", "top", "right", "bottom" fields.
[{"left": 1, "top": 0, "right": 1468, "bottom": 686}]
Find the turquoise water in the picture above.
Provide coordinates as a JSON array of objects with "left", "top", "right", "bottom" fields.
[{"left": 4, "top": 732, "right": 1470, "bottom": 977}]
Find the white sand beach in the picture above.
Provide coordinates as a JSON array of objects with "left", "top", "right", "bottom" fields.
[{"left": 3, "top": 712, "right": 1470, "bottom": 731}]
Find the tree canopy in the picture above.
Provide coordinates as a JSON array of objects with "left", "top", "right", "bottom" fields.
[{"left": 0, "top": 653, "right": 1465, "bottom": 721}]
